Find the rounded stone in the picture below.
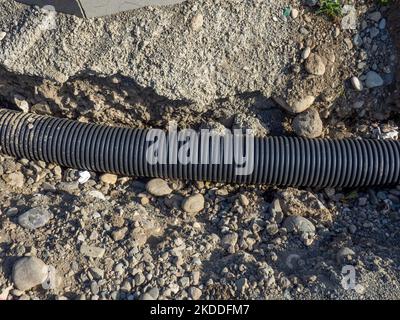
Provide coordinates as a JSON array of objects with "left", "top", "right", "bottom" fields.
[
  {"left": 291, "top": 96, "right": 315, "bottom": 113},
  {"left": 182, "top": 194, "right": 205, "bottom": 214},
  {"left": 146, "top": 178, "right": 172, "bottom": 197},
  {"left": 239, "top": 194, "right": 250, "bottom": 207},
  {"left": 292, "top": 108, "right": 323, "bottom": 138},
  {"left": 365, "top": 71, "right": 384, "bottom": 88},
  {"left": 291, "top": 8, "right": 299, "bottom": 19},
  {"left": 351, "top": 76, "right": 363, "bottom": 91},
  {"left": 18, "top": 208, "right": 52, "bottom": 230},
  {"left": 12, "top": 257, "right": 49, "bottom": 291},
  {"left": 283, "top": 216, "right": 315, "bottom": 234},
  {"left": 275, "top": 95, "right": 315, "bottom": 114},
  {"left": 100, "top": 173, "right": 118, "bottom": 184},
  {"left": 368, "top": 11, "right": 382, "bottom": 22},
  {"left": 302, "top": 47, "right": 311, "bottom": 60}
]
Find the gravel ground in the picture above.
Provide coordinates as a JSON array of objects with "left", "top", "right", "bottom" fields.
[{"left": 0, "top": 0, "right": 400, "bottom": 300}]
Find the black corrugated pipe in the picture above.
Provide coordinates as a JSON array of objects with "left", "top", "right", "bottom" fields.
[{"left": 0, "top": 108, "right": 399, "bottom": 188}]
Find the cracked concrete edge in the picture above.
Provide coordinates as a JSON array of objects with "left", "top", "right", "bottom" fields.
[{"left": 14, "top": 0, "right": 186, "bottom": 17}]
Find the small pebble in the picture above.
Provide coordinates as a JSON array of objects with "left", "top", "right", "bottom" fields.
[
  {"left": 78, "top": 171, "right": 91, "bottom": 184},
  {"left": 140, "top": 196, "right": 150, "bottom": 205},
  {"left": 266, "top": 223, "right": 279, "bottom": 236},
  {"left": 270, "top": 198, "right": 284, "bottom": 224},
  {"left": 239, "top": 194, "right": 249, "bottom": 207},
  {"left": 87, "top": 190, "right": 106, "bottom": 200},
  {"left": 222, "top": 232, "right": 238, "bottom": 252},
  {"left": 291, "top": 8, "right": 299, "bottom": 19},
  {"left": 368, "top": 11, "right": 382, "bottom": 22},
  {"left": 302, "top": 47, "right": 311, "bottom": 60},
  {"left": 13, "top": 95, "right": 29, "bottom": 113},
  {"left": 379, "top": 18, "right": 386, "bottom": 30},
  {"left": 80, "top": 243, "right": 105, "bottom": 258},
  {"left": 358, "top": 197, "right": 368, "bottom": 206},
  {"left": 188, "top": 287, "right": 202, "bottom": 300},
  {"left": 351, "top": 76, "right": 363, "bottom": 91},
  {"left": 365, "top": 71, "right": 384, "bottom": 88},
  {"left": 146, "top": 178, "right": 172, "bottom": 197},
  {"left": 111, "top": 227, "right": 128, "bottom": 242},
  {"left": 182, "top": 194, "right": 205, "bottom": 214},
  {"left": 100, "top": 173, "right": 118, "bottom": 185}
]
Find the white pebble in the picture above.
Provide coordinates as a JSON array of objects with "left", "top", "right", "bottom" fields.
[
  {"left": 78, "top": 171, "right": 91, "bottom": 184},
  {"left": 302, "top": 47, "right": 311, "bottom": 60},
  {"left": 291, "top": 8, "right": 299, "bottom": 19},
  {"left": 351, "top": 76, "right": 363, "bottom": 91}
]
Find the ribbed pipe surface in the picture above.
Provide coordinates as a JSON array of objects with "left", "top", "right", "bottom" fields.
[{"left": 0, "top": 109, "right": 399, "bottom": 188}]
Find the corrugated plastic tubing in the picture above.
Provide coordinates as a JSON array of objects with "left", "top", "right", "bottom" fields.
[{"left": 0, "top": 108, "right": 399, "bottom": 188}]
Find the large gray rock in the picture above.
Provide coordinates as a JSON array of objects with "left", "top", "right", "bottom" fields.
[
  {"left": 12, "top": 256, "right": 49, "bottom": 291},
  {"left": 283, "top": 216, "right": 315, "bottom": 234},
  {"left": 18, "top": 207, "right": 52, "bottom": 230},
  {"left": 292, "top": 108, "right": 323, "bottom": 138}
]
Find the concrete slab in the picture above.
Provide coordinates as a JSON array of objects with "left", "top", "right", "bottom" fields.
[{"left": 15, "top": 0, "right": 186, "bottom": 17}]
